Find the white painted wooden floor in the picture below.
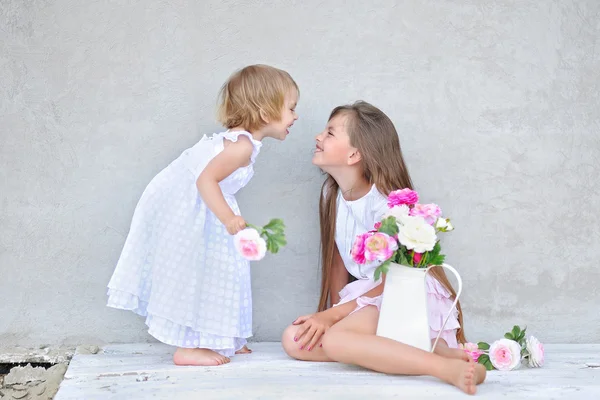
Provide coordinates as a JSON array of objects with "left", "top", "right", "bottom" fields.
[{"left": 55, "top": 342, "right": 600, "bottom": 399}]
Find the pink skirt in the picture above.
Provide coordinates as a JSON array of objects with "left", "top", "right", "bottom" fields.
[{"left": 334, "top": 276, "right": 460, "bottom": 348}]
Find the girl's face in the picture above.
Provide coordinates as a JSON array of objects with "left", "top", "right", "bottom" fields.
[{"left": 313, "top": 113, "right": 357, "bottom": 170}]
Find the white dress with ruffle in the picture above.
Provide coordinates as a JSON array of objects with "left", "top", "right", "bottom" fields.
[
  {"left": 107, "top": 130, "right": 262, "bottom": 356},
  {"left": 333, "top": 185, "right": 461, "bottom": 348}
]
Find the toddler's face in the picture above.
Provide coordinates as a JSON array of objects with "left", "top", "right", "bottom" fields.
[{"left": 265, "top": 90, "right": 298, "bottom": 140}]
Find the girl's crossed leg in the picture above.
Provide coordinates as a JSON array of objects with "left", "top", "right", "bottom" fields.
[{"left": 282, "top": 306, "right": 485, "bottom": 395}]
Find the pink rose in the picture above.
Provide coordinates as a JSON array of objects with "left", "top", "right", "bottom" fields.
[
  {"left": 489, "top": 339, "right": 522, "bottom": 371},
  {"left": 351, "top": 232, "right": 372, "bottom": 264},
  {"left": 364, "top": 233, "right": 398, "bottom": 262},
  {"left": 234, "top": 228, "right": 267, "bottom": 261},
  {"left": 373, "top": 221, "right": 382, "bottom": 230},
  {"left": 459, "top": 342, "right": 484, "bottom": 362},
  {"left": 412, "top": 251, "right": 423, "bottom": 265},
  {"left": 409, "top": 203, "right": 442, "bottom": 225},
  {"left": 388, "top": 189, "right": 419, "bottom": 208}
]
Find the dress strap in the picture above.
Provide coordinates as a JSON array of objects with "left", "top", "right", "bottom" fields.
[{"left": 221, "top": 130, "right": 263, "bottom": 163}]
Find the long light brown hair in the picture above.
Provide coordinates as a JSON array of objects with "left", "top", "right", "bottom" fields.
[{"left": 317, "top": 101, "right": 466, "bottom": 344}]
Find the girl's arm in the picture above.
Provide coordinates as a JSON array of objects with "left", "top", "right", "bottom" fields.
[
  {"left": 325, "top": 274, "right": 386, "bottom": 323},
  {"left": 294, "top": 273, "right": 386, "bottom": 350},
  {"left": 328, "top": 245, "right": 348, "bottom": 308},
  {"left": 196, "top": 137, "right": 254, "bottom": 234}
]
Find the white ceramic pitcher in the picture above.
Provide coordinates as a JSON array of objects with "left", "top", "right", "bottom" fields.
[{"left": 376, "top": 263, "right": 462, "bottom": 352}]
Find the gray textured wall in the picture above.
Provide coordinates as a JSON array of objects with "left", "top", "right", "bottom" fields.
[{"left": 1, "top": 0, "right": 599, "bottom": 347}]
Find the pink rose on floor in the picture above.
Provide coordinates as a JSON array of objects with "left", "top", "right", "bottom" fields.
[
  {"left": 351, "top": 232, "right": 372, "bottom": 264},
  {"left": 364, "top": 233, "right": 398, "bottom": 262},
  {"left": 409, "top": 203, "right": 442, "bottom": 225},
  {"left": 459, "top": 342, "right": 484, "bottom": 362},
  {"left": 234, "top": 228, "right": 267, "bottom": 261},
  {"left": 388, "top": 189, "right": 419, "bottom": 208},
  {"left": 489, "top": 339, "right": 522, "bottom": 371}
]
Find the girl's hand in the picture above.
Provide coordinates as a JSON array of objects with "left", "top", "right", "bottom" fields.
[
  {"left": 292, "top": 311, "right": 336, "bottom": 351},
  {"left": 226, "top": 216, "right": 246, "bottom": 235}
]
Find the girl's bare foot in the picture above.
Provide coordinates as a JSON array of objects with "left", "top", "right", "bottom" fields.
[
  {"left": 235, "top": 345, "right": 252, "bottom": 354},
  {"left": 434, "top": 345, "right": 471, "bottom": 362},
  {"left": 441, "top": 359, "right": 477, "bottom": 395},
  {"left": 473, "top": 363, "right": 487, "bottom": 385},
  {"left": 173, "top": 348, "right": 230, "bottom": 366}
]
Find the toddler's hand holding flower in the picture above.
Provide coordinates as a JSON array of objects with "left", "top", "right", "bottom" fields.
[
  {"left": 234, "top": 218, "right": 287, "bottom": 261},
  {"left": 226, "top": 215, "right": 247, "bottom": 235}
]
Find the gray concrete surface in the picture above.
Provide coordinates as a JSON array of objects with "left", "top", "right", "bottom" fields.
[
  {"left": 1, "top": 0, "right": 599, "bottom": 347},
  {"left": 54, "top": 342, "right": 600, "bottom": 399}
]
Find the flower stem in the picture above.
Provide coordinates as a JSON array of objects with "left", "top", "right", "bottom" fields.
[{"left": 246, "top": 223, "right": 264, "bottom": 235}]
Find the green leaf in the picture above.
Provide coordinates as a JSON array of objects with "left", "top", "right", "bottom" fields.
[
  {"left": 378, "top": 216, "right": 399, "bottom": 236},
  {"left": 263, "top": 218, "right": 285, "bottom": 231},
  {"left": 512, "top": 325, "right": 520, "bottom": 338},
  {"left": 504, "top": 332, "right": 515, "bottom": 340},
  {"left": 266, "top": 236, "right": 277, "bottom": 254},
  {"left": 429, "top": 254, "right": 446, "bottom": 266},
  {"left": 398, "top": 250, "right": 409, "bottom": 266},
  {"left": 520, "top": 326, "right": 528, "bottom": 339},
  {"left": 477, "top": 342, "right": 490, "bottom": 350},
  {"left": 431, "top": 241, "right": 441, "bottom": 257},
  {"left": 374, "top": 261, "right": 390, "bottom": 281},
  {"left": 477, "top": 354, "right": 494, "bottom": 370}
]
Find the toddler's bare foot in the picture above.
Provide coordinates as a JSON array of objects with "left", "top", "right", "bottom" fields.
[
  {"left": 173, "top": 348, "right": 230, "bottom": 366},
  {"left": 235, "top": 345, "right": 252, "bottom": 354},
  {"left": 442, "top": 359, "right": 477, "bottom": 395}
]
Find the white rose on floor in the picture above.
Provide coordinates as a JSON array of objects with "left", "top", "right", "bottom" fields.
[
  {"left": 489, "top": 339, "right": 522, "bottom": 371},
  {"left": 234, "top": 228, "right": 267, "bottom": 261},
  {"left": 525, "top": 336, "right": 545, "bottom": 367},
  {"left": 397, "top": 215, "right": 436, "bottom": 253},
  {"left": 435, "top": 217, "right": 454, "bottom": 232},
  {"left": 384, "top": 204, "right": 410, "bottom": 222}
]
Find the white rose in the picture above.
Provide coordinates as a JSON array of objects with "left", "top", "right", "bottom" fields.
[
  {"left": 435, "top": 218, "right": 454, "bottom": 232},
  {"left": 489, "top": 339, "right": 522, "bottom": 371},
  {"left": 384, "top": 204, "right": 410, "bottom": 222},
  {"left": 525, "top": 336, "right": 545, "bottom": 368},
  {"left": 397, "top": 215, "right": 436, "bottom": 253}
]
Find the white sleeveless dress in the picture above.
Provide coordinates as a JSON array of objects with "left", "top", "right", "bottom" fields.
[
  {"left": 107, "top": 130, "right": 261, "bottom": 356},
  {"left": 333, "top": 185, "right": 461, "bottom": 348}
]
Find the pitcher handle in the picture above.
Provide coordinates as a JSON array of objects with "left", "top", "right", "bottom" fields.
[{"left": 425, "top": 263, "right": 462, "bottom": 352}]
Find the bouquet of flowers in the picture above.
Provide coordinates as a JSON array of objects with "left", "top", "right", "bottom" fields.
[
  {"left": 460, "top": 325, "right": 545, "bottom": 371},
  {"left": 350, "top": 189, "right": 454, "bottom": 280},
  {"left": 234, "top": 219, "right": 286, "bottom": 261}
]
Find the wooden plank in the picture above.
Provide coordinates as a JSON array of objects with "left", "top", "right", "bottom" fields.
[{"left": 55, "top": 342, "right": 600, "bottom": 400}]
